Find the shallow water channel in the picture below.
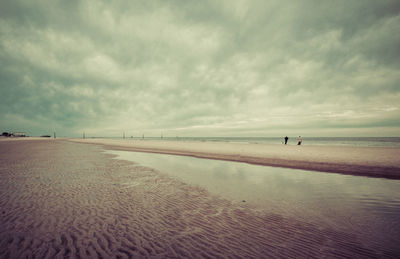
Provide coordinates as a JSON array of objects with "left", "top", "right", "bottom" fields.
[{"left": 106, "top": 150, "right": 400, "bottom": 254}]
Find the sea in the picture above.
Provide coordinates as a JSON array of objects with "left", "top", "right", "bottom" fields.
[{"left": 95, "top": 136, "right": 400, "bottom": 148}]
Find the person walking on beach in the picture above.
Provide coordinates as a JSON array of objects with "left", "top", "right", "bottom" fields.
[
  {"left": 297, "top": 136, "right": 302, "bottom": 145},
  {"left": 284, "top": 136, "right": 289, "bottom": 145}
]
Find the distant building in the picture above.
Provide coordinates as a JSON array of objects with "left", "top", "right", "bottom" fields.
[{"left": 13, "top": 132, "right": 26, "bottom": 137}]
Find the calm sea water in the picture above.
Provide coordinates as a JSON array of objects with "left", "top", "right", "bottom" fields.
[
  {"left": 98, "top": 136, "right": 400, "bottom": 147},
  {"left": 107, "top": 150, "right": 400, "bottom": 255}
]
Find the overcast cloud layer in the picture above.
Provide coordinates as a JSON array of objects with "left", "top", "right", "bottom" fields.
[{"left": 1, "top": 0, "right": 399, "bottom": 137}]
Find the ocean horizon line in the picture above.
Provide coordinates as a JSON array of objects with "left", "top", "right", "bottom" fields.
[{"left": 66, "top": 136, "right": 400, "bottom": 148}]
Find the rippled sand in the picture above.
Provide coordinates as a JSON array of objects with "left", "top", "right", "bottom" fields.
[{"left": 0, "top": 139, "right": 396, "bottom": 258}]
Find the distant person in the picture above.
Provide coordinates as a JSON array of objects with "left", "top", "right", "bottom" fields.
[
  {"left": 284, "top": 136, "right": 289, "bottom": 145},
  {"left": 297, "top": 136, "right": 302, "bottom": 145}
]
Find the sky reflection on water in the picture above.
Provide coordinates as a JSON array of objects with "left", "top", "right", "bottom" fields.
[{"left": 106, "top": 150, "right": 400, "bottom": 252}]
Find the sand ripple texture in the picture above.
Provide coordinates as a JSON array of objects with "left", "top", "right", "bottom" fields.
[{"left": 0, "top": 140, "right": 394, "bottom": 258}]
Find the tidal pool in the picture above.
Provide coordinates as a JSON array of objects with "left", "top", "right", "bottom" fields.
[{"left": 106, "top": 150, "right": 400, "bottom": 254}]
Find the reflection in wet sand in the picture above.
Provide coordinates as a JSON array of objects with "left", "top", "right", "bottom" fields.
[{"left": 107, "top": 150, "right": 400, "bottom": 255}]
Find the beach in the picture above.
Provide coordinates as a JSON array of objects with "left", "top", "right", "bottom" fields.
[
  {"left": 1, "top": 138, "right": 399, "bottom": 258},
  {"left": 70, "top": 138, "right": 400, "bottom": 179}
]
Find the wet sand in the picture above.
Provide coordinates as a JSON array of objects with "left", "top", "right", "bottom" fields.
[
  {"left": 70, "top": 138, "right": 400, "bottom": 179},
  {"left": 1, "top": 139, "right": 396, "bottom": 258}
]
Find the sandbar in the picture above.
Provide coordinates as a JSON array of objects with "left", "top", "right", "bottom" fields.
[{"left": 69, "top": 138, "right": 400, "bottom": 179}]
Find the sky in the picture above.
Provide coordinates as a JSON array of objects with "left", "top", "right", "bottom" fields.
[{"left": 1, "top": 0, "right": 400, "bottom": 137}]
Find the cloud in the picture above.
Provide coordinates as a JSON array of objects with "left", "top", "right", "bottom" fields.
[{"left": 0, "top": 0, "right": 399, "bottom": 137}]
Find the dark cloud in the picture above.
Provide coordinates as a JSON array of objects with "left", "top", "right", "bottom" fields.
[{"left": 1, "top": 0, "right": 399, "bottom": 137}]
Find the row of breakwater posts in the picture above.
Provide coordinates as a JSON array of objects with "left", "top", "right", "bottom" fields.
[{"left": 81, "top": 132, "right": 165, "bottom": 140}]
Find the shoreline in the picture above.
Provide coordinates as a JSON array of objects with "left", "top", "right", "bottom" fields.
[
  {"left": 68, "top": 138, "right": 400, "bottom": 179},
  {"left": 1, "top": 139, "right": 391, "bottom": 257}
]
